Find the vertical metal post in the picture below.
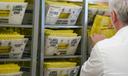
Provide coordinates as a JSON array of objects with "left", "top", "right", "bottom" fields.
[
  {"left": 40, "top": 0, "right": 45, "bottom": 76},
  {"left": 31, "top": 0, "right": 40, "bottom": 76},
  {"left": 81, "top": 0, "right": 88, "bottom": 64}
]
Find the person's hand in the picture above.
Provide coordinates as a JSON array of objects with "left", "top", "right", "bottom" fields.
[
  {"left": 104, "top": 13, "right": 114, "bottom": 28},
  {"left": 91, "top": 34, "right": 106, "bottom": 45}
]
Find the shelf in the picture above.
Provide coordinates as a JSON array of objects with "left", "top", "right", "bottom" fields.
[
  {"left": 44, "top": 55, "right": 82, "bottom": 59},
  {"left": 0, "top": 53, "right": 31, "bottom": 61},
  {"left": 0, "top": 24, "right": 33, "bottom": 28},
  {"left": 88, "top": 0, "right": 108, "bottom": 4},
  {"left": 45, "top": 25, "right": 82, "bottom": 29},
  {"left": 0, "top": 58, "right": 31, "bottom": 62},
  {"left": 60, "top": 0, "right": 83, "bottom": 2}
]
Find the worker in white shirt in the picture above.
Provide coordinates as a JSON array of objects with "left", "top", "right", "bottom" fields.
[{"left": 80, "top": 0, "right": 128, "bottom": 76}]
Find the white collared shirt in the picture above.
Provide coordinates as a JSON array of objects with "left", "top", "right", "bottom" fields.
[{"left": 80, "top": 26, "right": 128, "bottom": 76}]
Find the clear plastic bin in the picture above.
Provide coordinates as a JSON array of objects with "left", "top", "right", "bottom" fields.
[
  {"left": 44, "top": 62, "right": 79, "bottom": 76},
  {"left": 45, "top": 36, "right": 81, "bottom": 55},
  {"left": 0, "top": 2, "right": 27, "bottom": 24},
  {"left": 44, "top": 66, "right": 79, "bottom": 76},
  {"left": 0, "top": 38, "right": 28, "bottom": 58},
  {"left": 45, "top": 1, "right": 82, "bottom": 25}
]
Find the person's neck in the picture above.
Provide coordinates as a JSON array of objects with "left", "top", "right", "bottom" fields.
[
  {"left": 118, "top": 23, "right": 127, "bottom": 30},
  {"left": 115, "top": 22, "right": 124, "bottom": 31}
]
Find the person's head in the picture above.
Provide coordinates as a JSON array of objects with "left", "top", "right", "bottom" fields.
[{"left": 109, "top": 0, "right": 128, "bottom": 30}]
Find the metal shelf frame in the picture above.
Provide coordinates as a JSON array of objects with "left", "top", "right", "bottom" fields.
[
  {"left": 45, "top": 25, "right": 82, "bottom": 29},
  {"left": 44, "top": 55, "right": 82, "bottom": 59},
  {"left": 0, "top": 58, "right": 31, "bottom": 62},
  {"left": 40, "top": 0, "right": 45, "bottom": 75},
  {"left": 0, "top": 24, "right": 33, "bottom": 28},
  {"left": 40, "top": 0, "right": 88, "bottom": 76},
  {"left": 59, "top": 0, "right": 83, "bottom": 2},
  {"left": 31, "top": 0, "right": 40, "bottom": 76},
  {"left": 88, "top": 0, "right": 108, "bottom": 4},
  {"left": 0, "top": 0, "right": 39, "bottom": 76},
  {"left": 80, "top": 0, "right": 88, "bottom": 63}
]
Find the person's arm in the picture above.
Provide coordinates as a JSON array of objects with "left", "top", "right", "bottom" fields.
[{"left": 80, "top": 44, "right": 103, "bottom": 76}]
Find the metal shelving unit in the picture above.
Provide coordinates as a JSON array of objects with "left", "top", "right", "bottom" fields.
[
  {"left": 0, "top": 0, "right": 40, "bottom": 76},
  {"left": 40, "top": 0, "right": 87, "bottom": 76}
]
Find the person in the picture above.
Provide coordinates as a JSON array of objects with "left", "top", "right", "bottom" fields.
[{"left": 80, "top": 0, "right": 128, "bottom": 76}]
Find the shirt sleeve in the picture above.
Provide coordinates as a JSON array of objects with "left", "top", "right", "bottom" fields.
[{"left": 80, "top": 44, "right": 103, "bottom": 76}]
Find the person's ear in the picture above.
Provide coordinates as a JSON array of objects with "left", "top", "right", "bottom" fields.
[
  {"left": 111, "top": 10, "right": 123, "bottom": 30},
  {"left": 111, "top": 10, "right": 118, "bottom": 23}
]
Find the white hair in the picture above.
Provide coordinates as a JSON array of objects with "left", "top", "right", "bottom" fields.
[{"left": 109, "top": 0, "right": 128, "bottom": 24}]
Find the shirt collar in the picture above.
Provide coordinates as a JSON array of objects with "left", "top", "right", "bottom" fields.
[
  {"left": 114, "top": 26, "right": 128, "bottom": 38},
  {"left": 116, "top": 26, "right": 128, "bottom": 34}
]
